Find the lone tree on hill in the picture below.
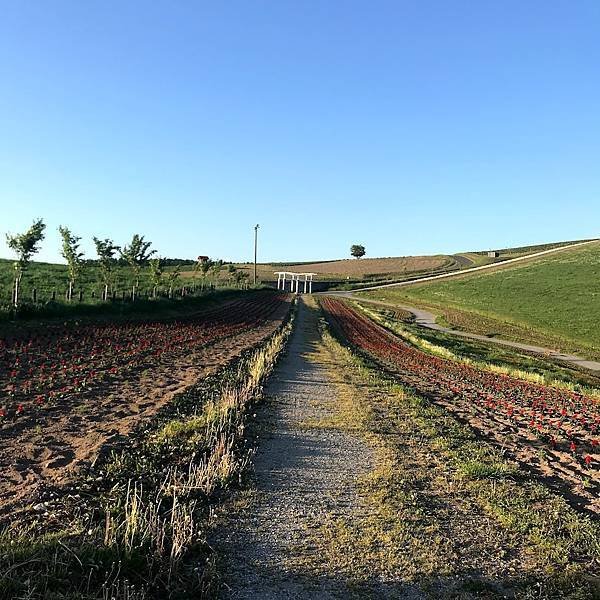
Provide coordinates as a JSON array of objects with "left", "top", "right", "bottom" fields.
[
  {"left": 93, "top": 237, "right": 120, "bottom": 300},
  {"left": 6, "top": 219, "right": 46, "bottom": 307},
  {"left": 350, "top": 244, "right": 366, "bottom": 259},
  {"left": 119, "top": 234, "right": 156, "bottom": 300},
  {"left": 58, "top": 226, "right": 84, "bottom": 301}
]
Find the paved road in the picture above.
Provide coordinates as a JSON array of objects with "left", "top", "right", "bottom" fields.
[{"left": 327, "top": 294, "right": 600, "bottom": 374}]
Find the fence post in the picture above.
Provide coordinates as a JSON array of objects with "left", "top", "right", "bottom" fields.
[
  {"left": 51, "top": 290, "right": 56, "bottom": 301},
  {"left": 78, "top": 290, "right": 83, "bottom": 302},
  {"left": 32, "top": 288, "right": 37, "bottom": 303}
]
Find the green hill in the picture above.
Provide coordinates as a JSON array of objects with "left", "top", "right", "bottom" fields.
[{"left": 360, "top": 241, "right": 600, "bottom": 359}]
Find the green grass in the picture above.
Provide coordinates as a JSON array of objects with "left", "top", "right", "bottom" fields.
[
  {"left": 0, "top": 256, "right": 257, "bottom": 322},
  {"left": 360, "top": 241, "right": 600, "bottom": 358}
]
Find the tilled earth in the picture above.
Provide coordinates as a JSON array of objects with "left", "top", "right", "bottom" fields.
[{"left": 0, "top": 296, "right": 291, "bottom": 521}]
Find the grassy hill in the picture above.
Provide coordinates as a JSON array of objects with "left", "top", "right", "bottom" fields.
[
  {"left": 231, "top": 254, "right": 454, "bottom": 283},
  {"left": 360, "top": 241, "right": 600, "bottom": 358}
]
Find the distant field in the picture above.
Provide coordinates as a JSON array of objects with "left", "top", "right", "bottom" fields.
[
  {"left": 234, "top": 255, "right": 455, "bottom": 282},
  {"left": 360, "top": 241, "right": 600, "bottom": 357},
  {"left": 2, "top": 239, "right": 591, "bottom": 298}
]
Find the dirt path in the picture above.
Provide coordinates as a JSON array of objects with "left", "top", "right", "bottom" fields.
[{"left": 212, "top": 299, "right": 383, "bottom": 599}]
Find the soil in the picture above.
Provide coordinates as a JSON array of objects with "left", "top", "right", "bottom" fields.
[{"left": 0, "top": 297, "right": 291, "bottom": 521}]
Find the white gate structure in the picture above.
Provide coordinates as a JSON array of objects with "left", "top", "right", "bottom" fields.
[{"left": 274, "top": 272, "right": 315, "bottom": 294}]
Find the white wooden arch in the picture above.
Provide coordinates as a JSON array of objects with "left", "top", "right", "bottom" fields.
[{"left": 274, "top": 271, "right": 316, "bottom": 294}]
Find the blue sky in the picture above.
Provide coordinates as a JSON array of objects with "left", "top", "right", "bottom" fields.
[{"left": 1, "top": 1, "right": 599, "bottom": 264}]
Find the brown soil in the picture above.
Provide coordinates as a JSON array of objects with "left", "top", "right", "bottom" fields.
[
  {"left": 260, "top": 255, "right": 451, "bottom": 278},
  {"left": 392, "top": 369, "right": 600, "bottom": 516},
  {"left": 0, "top": 299, "right": 290, "bottom": 521}
]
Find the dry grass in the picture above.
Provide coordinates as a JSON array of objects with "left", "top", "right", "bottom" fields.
[{"left": 0, "top": 306, "right": 296, "bottom": 599}]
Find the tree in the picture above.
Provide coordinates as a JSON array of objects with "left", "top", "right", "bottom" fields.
[
  {"left": 211, "top": 259, "right": 224, "bottom": 284},
  {"left": 149, "top": 257, "right": 164, "bottom": 298},
  {"left": 119, "top": 234, "right": 156, "bottom": 300},
  {"left": 234, "top": 269, "right": 249, "bottom": 288},
  {"left": 93, "top": 237, "right": 120, "bottom": 300},
  {"left": 350, "top": 244, "right": 366, "bottom": 259},
  {"left": 6, "top": 219, "right": 46, "bottom": 307},
  {"left": 58, "top": 226, "right": 84, "bottom": 301},
  {"left": 166, "top": 265, "right": 181, "bottom": 298},
  {"left": 226, "top": 263, "right": 237, "bottom": 284},
  {"left": 200, "top": 258, "right": 213, "bottom": 278}
]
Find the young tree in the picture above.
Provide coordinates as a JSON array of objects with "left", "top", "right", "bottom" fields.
[
  {"left": 234, "top": 269, "right": 249, "bottom": 288},
  {"left": 58, "top": 226, "right": 84, "bottom": 301},
  {"left": 149, "top": 257, "right": 164, "bottom": 298},
  {"left": 226, "top": 263, "right": 237, "bottom": 285},
  {"left": 200, "top": 258, "right": 213, "bottom": 278},
  {"left": 93, "top": 237, "right": 120, "bottom": 300},
  {"left": 6, "top": 219, "right": 46, "bottom": 307},
  {"left": 119, "top": 234, "right": 156, "bottom": 300},
  {"left": 211, "top": 259, "right": 224, "bottom": 285},
  {"left": 350, "top": 244, "right": 366, "bottom": 259},
  {"left": 166, "top": 265, "right": 181, "bottom": 298}
]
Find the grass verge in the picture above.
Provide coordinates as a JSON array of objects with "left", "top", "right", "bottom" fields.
[
  {"left": 359, "top": 241, "right": 600, "bottom": 360},
  {"left": 353, "top": 301, "right": 600, "bottom": 393}
]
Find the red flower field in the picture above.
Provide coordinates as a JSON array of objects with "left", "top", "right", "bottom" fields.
[
  {"left": 0, "top": 293, "right": 291, "bottom": 517},
  {"left": 321, "top": 297, "right": 599, "bottom": 514}
]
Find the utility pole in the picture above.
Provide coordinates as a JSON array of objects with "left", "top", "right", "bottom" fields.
[{"left": 253, "top": 224, "right": 260, "bottom": 285}]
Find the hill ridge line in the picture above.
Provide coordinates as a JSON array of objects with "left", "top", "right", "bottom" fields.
[{"left": 337, "top": 239, "right": 599, "bottom": 292}]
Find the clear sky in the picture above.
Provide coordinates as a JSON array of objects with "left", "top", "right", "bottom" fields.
[{"left": 1, "top": 1, "right": 599, "bottom": 264}]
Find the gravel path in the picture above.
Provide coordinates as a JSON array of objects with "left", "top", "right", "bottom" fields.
[{"left": 213, "top": 299, "right": 377, "bottom": 599}]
